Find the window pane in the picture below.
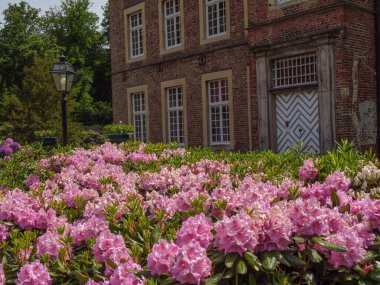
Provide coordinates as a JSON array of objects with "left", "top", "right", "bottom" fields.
[
  {"left": 167, "top": 87, "right": 185, "bottom": 144},
  {"left": 206, "top": 0, "right": 226, "bottom": 37},
  {"left": 129, "top": 12, "right": 144, "bottom": 57},
  {"left": 164, "top": 0, "right": 181, "bottom": 48},
  {"left": 272, "top": 53, "right": 317, "bottom": 88},
  {"left": 133, "top": 93, "right": 146, "bottom": 142},
  {"left": 208, "top": 78, "right": 230, "bottom": 144}
]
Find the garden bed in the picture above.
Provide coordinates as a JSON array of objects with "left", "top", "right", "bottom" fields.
[{"left": 0, "top": 141, "right": 379, "bottom": 284}]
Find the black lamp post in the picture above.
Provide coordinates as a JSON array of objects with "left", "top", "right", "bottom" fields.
[{"left": 49, "top": 55, "right": 76, "bottom": 146}]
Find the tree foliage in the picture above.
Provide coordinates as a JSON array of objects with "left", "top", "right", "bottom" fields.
[
  {"left": 0, "top": 1, "right": 58, "bottom": 89},
  {"left": 0, "top": 0, "right": 112, "bottom": 143}
]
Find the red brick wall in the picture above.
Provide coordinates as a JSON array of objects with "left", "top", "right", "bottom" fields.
[
  {"left": 110, "top": 0, "right": 252, "bottom": 150},
  {"left": 247, "top": 0, "right": 377, "bottom": 150},
  {"left": 110, "top": 0, "right": 377, "bottom": 151}
]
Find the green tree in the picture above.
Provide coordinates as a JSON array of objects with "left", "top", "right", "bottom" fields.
[
  {"left": 43, "top": 0, "right": 104, "bottom": 70},
  {"left": 0, "top": 58, "right": 76, "bottom": 143},
  {"left": 43, "top": 0, "right": 112, "bottom": 125},
  {"left": 0, "top": 1, "right": 58, "bottom": 90}
]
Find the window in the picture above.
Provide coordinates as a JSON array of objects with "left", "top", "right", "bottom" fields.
[
  {"left": 164, "top": 0, "right": 181, "bottom": 48},
  {"left": 272, "top": 53, "right": 317, "bottom": 88},
  {"left": 201, "top": 70, "right": 233, "bottom": 147},
  {"left": 206, "top": 0, "right": 226, "bottom": 37},
  {"left": 161, "top": 79, "right": 187, "bottom": 145},
  {"left": 167, "top": 87, "right": 185, "bottom": 144},
  {"left": 208, "top": 79, "right": 230, "bottom": 144},
  {"left": 159, "top": 0, "right": 184, "bottom": 54},
  {"left": 129, "top": 12, "right": 144, "bottom": 58},
  {"left": 199, "top": 0, "right": 230, "bottom": 45},
  {"left": 269, "top": 0, "right": 312, "bottom": 11},
  {"left": 132, "top": 93, "right": 147, "bottom": 142},
  {"left": 124, "top": 3, "right": 146, "bottom": 62}
]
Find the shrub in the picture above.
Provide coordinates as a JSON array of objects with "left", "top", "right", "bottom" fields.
[
  {"left": 103, "top": 123, "right": 134, "bottom": 134},
  {"left": 0, "top": 141, "right": 379, "bottom": 284}
]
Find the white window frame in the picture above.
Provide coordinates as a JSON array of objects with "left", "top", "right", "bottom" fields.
[
  {"left": 132, "top": 93, "right": 147, "bottom": 142},
  {"left": 272, "top": 53, "right": 317, "bottom": 89},
  {"left": 129, "top": 11, "right": 144, "bottom": 58},
  {"left": 164, "top": 0, "right": 181, "bottom": 49},
  {"left": 277, "top": 0, "right": 292, "bottom": 3},
  {"left": 205, "top": 0, "right": 227, "bottom": 38},
  {"left": 167, "top": 87, "right": 185, "bottom": 145},
  {"left": 208, "top": 79, "right": 230, "bottom": 145}
]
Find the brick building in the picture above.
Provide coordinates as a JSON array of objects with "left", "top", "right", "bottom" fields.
[{"left": 110, "top": 0, "right": 379, "bottom": 153}]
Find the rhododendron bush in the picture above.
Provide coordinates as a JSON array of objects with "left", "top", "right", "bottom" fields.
[{"left": 0, "top": 140, "right": 380, "bottom": 284}]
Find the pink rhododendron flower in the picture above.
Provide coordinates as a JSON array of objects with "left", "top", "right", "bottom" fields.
[
  {"left": 36, "top": 231, "right": 69, "bottom": 260},
  {"left": 0, "top": 224, "right": 9, "bottom": 242},
  {"left": 176, "top": 213, "right": 214, "bottom": 249},
  {"left": 71, "top": 216, "right": 109, "bottom": 245},
  {"left": 325, "top": 229, "right": 367, "bottom": 268},
  {"left": 93, "top": 230, "right": 130, "bottom": 263},
  {"left": 85, "top": 280, "right": 110, "bottom": 285},
  {"left": 160, "top": 148, "right": 186, "bottom": 159},
  {"left": 298, "top": 159, "right": 318, "bottom": 181},
  {"left": 288, "top": 198, "right": 331, "bottom": 236},
  {"left": 0, "top": 188, "right": 48, "bottom": 230},
  {"left": 93, "top": 230, "right": 140, "bottom": 276},
  {"left": 24, "top": 174, "right": 41, "bottom": 190},
  {"left": 0, "top": 264, "right": 5, "bottom": 285},
  {"left": 172, "top": 242, "right": 212, "bottom": 285},
  {"left": 110, "top": 263, "right": 144, "bottom": 285},
  {"left": 325, "top": 171, "right": 351, "bottom": 192},
  {"left": 16, "top": 260, "right": 52, "bottom": 285},
  {"left": 351, "top": 197, "right": 380, "bottom": 231},
  {"left": 147, "top": 240, "right": 180, "bottom": 276},
  {"left": 255, "top": 203, "right": 292, "bottom": 252},
  {"left": 214, "top": 212, "right": 259, "bottom": 255}
]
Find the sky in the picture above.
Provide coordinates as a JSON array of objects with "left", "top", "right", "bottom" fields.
[{"left": 0, "top": 0, "right": 107, "bottom": 24}]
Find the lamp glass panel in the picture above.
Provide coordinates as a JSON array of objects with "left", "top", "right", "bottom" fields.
[
  {"left": 51, "top": 73, "right": 63, "bottom": 92},
  {"left": 66, "top": 73, "right": 75, "bottom": 92}
]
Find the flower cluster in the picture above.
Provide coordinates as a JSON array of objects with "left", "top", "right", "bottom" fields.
[
  {"left": 298, "top": 159, "right": 318, "bottom": 180},
  {"left": 147, "top": 240, "right": 180, "bottom": 276},
  {"left": 147, "top": 214, "right": 213, "bottom": 284},
  {"left": 0, "top": 138, "right": 22, "bottom": 159},
  {"left": 176, "top": 214, "right": 214, "bottom": 249},
  {"left": 93, "top": 230, "right": 140, "bottom": 276},
  {"left": 0, "top": 224, "right": 9, "bottom": 242},
  {"left": 215, "top": 212, "right": 259, "bottom": 255},
  {"left": 0, "top": 142, "right": 379, "bottom": 284},
  {"left": 16, "top": 260, "right": 52, "bottom": 285},
  {"left": 0, "top": 264, "right": 5, "bottom": 285}
]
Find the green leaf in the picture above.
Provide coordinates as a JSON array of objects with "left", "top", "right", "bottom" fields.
[
  {"left": 236, "top": 259, "right": 248, "bottom": 275},
  {"left": 106, "top": 258, "right": 118, "bottom": 270},
  {"left": 293, "top": 236, "right": 306, "bottom": 244},
  {"left": 75, "top": 271, "right": 89, "bottom": 285},
  {"left": 249, "top": 273, "right": 256, "bottom": 285},
  {"left": 244, "top": 252, "right": 261, "bottom": 271},
  {"left": 369, "top": 270, "right": 380, "bottom": 281},
  {"left": 262, "top": 256, "right": 278, "bottom": 271},
  {"left": 331, "top": 191, "right": 340, "bottom": 207},
  {"left": 307, "top": 249, "right": 323, "bottom": 264},
  {"left": 224, "top": 268, "right": 235, "bottom": 279},
  {"left": 225, "top": 253, "right": 239, "bottom": 268},
  {"left": 312, "top": 237, "right": 347, "bottom": 252},
  {"left": 212, "top": 255, "right": 226, "bottom": 264},
  {"left": 205, "top": 273, "right": 223, "bottom": 284},
  {"left": 304, "top": 272, "right": 317, "bottom": 285},
  {"left": 339, "top": 203, "right": 350, "bottom": 214},
  {"left": 284, "top": 252, "right": 306, "bottom": 266}
]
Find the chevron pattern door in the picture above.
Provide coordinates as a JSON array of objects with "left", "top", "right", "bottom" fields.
[{"left": 276, "top": 89, "right": 320, "bottom": 153}]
